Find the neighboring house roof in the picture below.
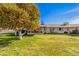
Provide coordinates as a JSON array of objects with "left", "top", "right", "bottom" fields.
[{"left": 41, "top": 24, "right": 79, "bottom": 28}]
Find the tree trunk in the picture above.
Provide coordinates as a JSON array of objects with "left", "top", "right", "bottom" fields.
[
  {"left": 18, "top": 31, "right": 22, "bottom": 40},
  {"left": 15, "top": 30, "right": 23, "bottom": 40},
  {"left": 21, "top": 29, "right": 27, "bottom": 35},
  {"left": 15, "top": 29, "right": 27, "bottom": 40}
]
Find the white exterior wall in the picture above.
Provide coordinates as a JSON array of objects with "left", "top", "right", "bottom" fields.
[
  {"left": 44, "top": 27, "right": 51, "bottom": 33},
  {"left": 41, "top": 27, "right": 79, "bottom": 34},
  {"left": 53, "top": 28, "right": 69, "bottom": 33},
  {"left": 41, "top": 27, "right": 52, "bottom": 33}
]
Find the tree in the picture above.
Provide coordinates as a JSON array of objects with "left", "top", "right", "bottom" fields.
[
  {"left": 16, "top": 3, "right": 40, "bottom": 30},
  {"left": 0, "top": 3, "right": 40, "bottom": 39}
]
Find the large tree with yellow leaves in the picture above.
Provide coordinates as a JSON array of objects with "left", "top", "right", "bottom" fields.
[{"left": 0, "top": 3, "right": 40, "bottom": 39}]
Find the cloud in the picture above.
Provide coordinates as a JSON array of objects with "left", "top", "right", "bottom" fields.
[
  {"left": 69, "top": 16, "right": 79, "bottom": 24},
  {"left": 63, "top": 7, "right": 79, "bottom": 15},
  {"left": 62, "top": 7, "right": 79, "bottom": 24}
]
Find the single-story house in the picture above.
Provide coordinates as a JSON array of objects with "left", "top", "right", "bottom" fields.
[
  {"left": 34, "top": 23, "right": 79, "bottom": 34},
  {"left": 0, "top": 22, "right": 79, "bottom": 34}
]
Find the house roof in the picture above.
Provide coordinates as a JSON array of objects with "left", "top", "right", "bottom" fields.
[{"left": 41, "top": 24, "right": 79, "bottom": 28}]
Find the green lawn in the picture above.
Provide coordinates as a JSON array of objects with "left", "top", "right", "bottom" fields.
[{"left": 0, "top": 33, "right": 79, "bottom": 56}]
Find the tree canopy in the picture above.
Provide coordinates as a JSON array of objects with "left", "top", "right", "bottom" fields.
[
  {"left": 0, "top": 3, "right": 40, "bottom": 39},
  {"left": 0, "top": 3, "right": 40, "bottom": 30}
]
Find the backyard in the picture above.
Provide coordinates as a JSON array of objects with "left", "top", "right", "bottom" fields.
[{"left": 0, "top": 33, "right": 79, "bottom": 56}]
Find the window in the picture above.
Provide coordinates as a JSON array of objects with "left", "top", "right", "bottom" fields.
[
  {"left": 59, "top": 28, "right": 62, "bottom": 31},
  {"left": 50, "top": 28, "right": 54, "bottom": 33},
  {"left": 52, "top": 28, "right": 54, "bottom": 30},
  {"left": 76, "top": 28, "right": 78, "bottom": 30},
  {"left": 67, "top": 28, "right": 69, "bottom": 31}
]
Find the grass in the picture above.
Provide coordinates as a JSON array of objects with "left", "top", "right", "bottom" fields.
[{"left": 0, "top": 33, "right": 79, "bottom": 56}]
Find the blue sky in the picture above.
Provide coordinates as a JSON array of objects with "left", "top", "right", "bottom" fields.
[{"left": 37, "top": 3, "right": 79, "bottom": 24}]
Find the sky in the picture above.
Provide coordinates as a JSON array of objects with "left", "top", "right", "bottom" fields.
[{"left": 37, "top": 3, "right": 79, "bottom": 24}]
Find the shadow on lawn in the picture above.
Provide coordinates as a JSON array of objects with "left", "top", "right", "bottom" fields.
[
  {"left": 2, "top": 33, "right": 15, "bottom": 36},
  {"left": 0, "top": 37, "right": 17, "bottom": 47},
  {"left": 49, "top": 33, "right": 79, "bottom": 37},
  {"left": 67, "top": 34, "right": 79, "bottom": 37}
]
